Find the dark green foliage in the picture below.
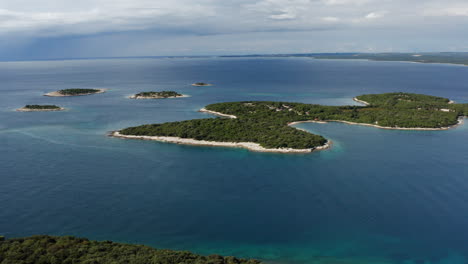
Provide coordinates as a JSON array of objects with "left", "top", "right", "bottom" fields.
[
  {"left": 120, "top": 93, "right": 467, "bottom": 150},
  {"left": 0, "top": 235, "right": 260, "bottom": 264},
  {"left": 356, "top": 93, "right": 450, "bottom": 107},
  {"left": 134, "top": 91, "right": 182, "bottom": 98},
  {"left": 121, "top": 118, "right": 327, "bottom": 149},
  {"left": 58, "top": 89, "right": 100, "bottom": 95},
  {"left": 24, "top": 105, "right": 60, "bottom": 110}
]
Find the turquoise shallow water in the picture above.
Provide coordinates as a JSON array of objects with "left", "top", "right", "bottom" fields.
[{"left": 1, "top": 57, "right": 468, "bottom": 264}]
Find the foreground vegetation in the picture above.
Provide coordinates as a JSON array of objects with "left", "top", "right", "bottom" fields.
[
  {"left": 119, "top": 93, "right": 467, "bottom": 150},
  {"left": 24, "top": 105, "right": 61, "bottom": 110},
  {"left": 132, "top": 91, "right": 183, "bottom": 98},
  {"left": 0, "top": 235, "right": 260, "bottom": 264},
  {"left": 58, "top": 89, "right": 101, "bottom": 95}
]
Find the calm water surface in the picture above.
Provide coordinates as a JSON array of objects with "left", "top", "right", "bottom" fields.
[{"left": 1, "top": 58, "right": 468, "bottom": 264}]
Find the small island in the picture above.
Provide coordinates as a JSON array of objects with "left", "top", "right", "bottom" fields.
[
  {"left": 192, "top": 82, "right": 212, "bottom": 87},
  {"left": 130, "top": 91, "right": 187, "bottom": 99},
  {"left": 45, "top": 88, "right": 106, "bottom": 97},
  {"left": 0, "top": 235, "right": 260, "bottom": 264},
  {"left": 112, "top": 93, "right": 468, "bottom": 154},
  {"left": 16, "top": 105, "right": 65, "bottom": 112}
]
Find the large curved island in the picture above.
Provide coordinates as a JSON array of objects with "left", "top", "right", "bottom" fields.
[{"left": 112, "top": 93, "right": 468, "bottom": 153}]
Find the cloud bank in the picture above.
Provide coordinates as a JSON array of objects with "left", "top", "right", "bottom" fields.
[{"left": 0, "top": 0, "right": 467, "bottom": 59}]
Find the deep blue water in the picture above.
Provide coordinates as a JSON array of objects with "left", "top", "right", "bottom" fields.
[{"left": 1, "top": 57, "right": 468, "bottom": 264}]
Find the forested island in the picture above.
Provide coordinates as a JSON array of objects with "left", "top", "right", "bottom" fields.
[
  {"left": 0, "top": 235, "right": 260, "bottom": 264},
  {"left": 45, "top": 88, "right": 105, "bottom": 97},
  {"left": 192, "top": 82, "right": 212, "bottom": 86},
  {"left": 113, "top": 93, "right": 468, "bottom": 153},
  {"left": 130, "top": 91, "right": 187, "bottom": 99},
  {"left": 16, "top": 105, "right": 64, "bottom": 112}
]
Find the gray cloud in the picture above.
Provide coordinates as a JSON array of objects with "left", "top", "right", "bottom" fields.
[{"left": 0, "top": 0, "right": 467, "bottom": 58}]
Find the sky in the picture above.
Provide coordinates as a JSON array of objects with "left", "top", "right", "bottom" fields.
[{"left": 1, "top": 0, "right": 468, "bottom": 60}]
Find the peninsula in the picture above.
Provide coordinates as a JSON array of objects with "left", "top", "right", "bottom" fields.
[
  {"left": 192, "top": 82, "right": 212, "bottom": 87},
  {"left": 45, "top": 88, "right": 105, "bottom": 97},
  {"left": 16, "top": 104, "right": 64, "bottom": 112},
  {"left": 112, "top": 93, "right": 468, "bottom": 153},
  {"left": 0, "top": 235, "right": 260, "bottom": 264},
  {"left": 130, "top": 91, "right": 187, "bottom": 99}
]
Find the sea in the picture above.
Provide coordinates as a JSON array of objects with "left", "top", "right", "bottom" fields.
[{"left": 1, "top": 57, "right": 468, "bottom": 264}]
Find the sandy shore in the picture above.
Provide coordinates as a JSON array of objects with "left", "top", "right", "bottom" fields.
[
  {"left": 199, "top": 108, "right": 237, "bottom": 119},
  {"left": 111, "top": 131, "right": 329, "bottom": 153},
  {"left": 288, "top": 117, "right": 465, "bottom": 131},
  {"left": 16, "top": 107, "right": 65, "bottom": 112},
  {"left": 129, "top": 94, "right": 190, "bottom": 99},
  {"left": 353, "top": 97, "right": 370, "bottom": 106},
  {"left": 44, "top": 89, "right": 106, "bottom": 97}
]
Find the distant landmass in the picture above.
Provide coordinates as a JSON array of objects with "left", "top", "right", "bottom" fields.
[
  {"left": 6, "top": 52, "right": 468, "bottom": 66},
  {"left": 221, "top": 52, "right": 468, "bottom": 66}
]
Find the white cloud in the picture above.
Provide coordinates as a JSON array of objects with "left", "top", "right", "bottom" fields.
[
  {"left": 322, "top": 16, "right": 340, "bottom": 22},
  {"left": 365, "top": 12, "right": 385, "bottom": 19}
]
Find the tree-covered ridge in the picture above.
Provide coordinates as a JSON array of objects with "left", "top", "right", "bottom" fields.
[
  {"left": 0, "top": 235, "right": 260, "bottom": 264},
  {"left": 24, "top": 105, "right": 61, "bottom": 110},
  {"left": 133, "top": 91, "right": 182, "bottom": 98},
  {"left": 355, "top": 93, "right": 450, "bottom": 108},
  {"left": 120, "top": 118, "right": 327, "bottom": 149},
  {"left": 119, "top": 93, "right": 467, "bottom": 150},
  {"left": 58, "top": 89, "right": 101, "bottom": 95}
]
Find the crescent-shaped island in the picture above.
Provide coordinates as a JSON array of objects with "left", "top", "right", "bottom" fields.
[{"left": 111, "top": 93, "right": 468, "bottom": 153}]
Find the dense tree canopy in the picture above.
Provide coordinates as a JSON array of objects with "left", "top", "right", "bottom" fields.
[
  {"left": 24, "top": 105, "right": 61, "bottom": 110},
  {"left": 119, "top": 93, "right": 467, "bottom": 150},
  {"left": 133, "top": 91, "right": 182, "bottom": 98},
  {"left": 58, "top": 89, "right": 101, "bottom": 95},
  {"left": 0, "top": 235, "right": 260, "bottom": 264}
]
